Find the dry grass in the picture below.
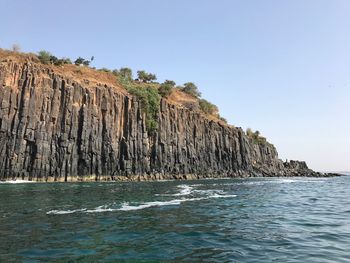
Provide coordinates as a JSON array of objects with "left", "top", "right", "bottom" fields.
[
  {"left": 167, "top": 88, "right": 198, "bottom": 107},
  {"left": 0, "top": 49, "right": 228, "bottom": 126},
  {"left": 0, "top": 49, "right": 126, "bottom": 94},
  {"left": 0, "top": 49, "right": 39, "bottom": 63}
]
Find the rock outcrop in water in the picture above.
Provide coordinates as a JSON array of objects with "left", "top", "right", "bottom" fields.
[{"left": 0, "top": 56, "right": 337, "bottom": 181}]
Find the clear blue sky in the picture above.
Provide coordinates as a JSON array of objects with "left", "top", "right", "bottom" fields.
[{"left": 1, "top": 0, "right": 349, "bottom": 171}]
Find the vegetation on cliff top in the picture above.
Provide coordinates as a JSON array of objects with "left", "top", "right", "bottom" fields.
[
  {"left": 246, "top": 128, "right": 271, "bottom": 146},
  {"left": 1, "top": 47, "right": 228, "bottom": 133},
  {"left": 199, "top": 99, "right": 218, "bottom": 115},
  {"left": 110, "top": 65, "right": 226, "bottom": 133},
  {"left": 38, "top": 50, "right": 72, "bottom": 66},
  {"left": 111, "top": 68, "right": 160, "bottom": 134},
  {"left": 158, "top": 82, "right": 174, "bottom": 98},
  {"left": 128, "top": 86, "right": 160, "bottom": 134}
]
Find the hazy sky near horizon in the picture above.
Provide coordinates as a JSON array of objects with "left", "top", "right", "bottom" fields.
[{"left": 1, "top": 0, "right": 349, "bottom": 171}]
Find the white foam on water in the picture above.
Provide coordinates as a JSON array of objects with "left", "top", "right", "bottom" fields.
[
  {"left": 276, "top": 179, "right": 297, "bottom": 183},
  {"left": 189, "top": 183, "right": 205, "bottom": 187},
  {"left": 210, "top": 193, "right": 237, "bottom": 198},
  {"left": 173, "top": 185, "right": 193, "bottom": 196},
  {"left": 118, "top": 199, "right": 187, "bottom": 211},
  {"left": 192, "top": 187, "right": 236, "bottom": 199},
  {"left": 0, "top": 180, "right": 35, "bottom": 184},
  {"left": 85, "top": 206, "right": 117, "bottom": 213},
  {"left": 46, "top": 183, "right": 237, "bottom": 214},
  {"left": 46, "top": 208, "right": 87, "bottom": 215},
  {"left": 155, "top": 184, "right": 194, "bottom": 196},
  {"left": 118, "top": 192, "right": 237, "bottom": 212},
  {"left": 155, "top": 184, "right": 229, "bottom": 197},
  {"left": 193, "top": 189, "right": 225, "bottom": 195},
  {"left": 86, "top": 208, "right": 117, "bottom": 213}
]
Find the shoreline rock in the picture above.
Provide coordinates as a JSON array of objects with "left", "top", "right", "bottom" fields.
[{"left": 0, "top": 172, "right": 343, "bottom": 183}]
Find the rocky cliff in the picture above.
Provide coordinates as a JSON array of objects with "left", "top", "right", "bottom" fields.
[{"left": 0, "top": 57, "right": 336, "bottom": 181}]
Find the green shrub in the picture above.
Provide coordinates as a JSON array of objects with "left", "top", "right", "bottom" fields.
[
  {"left": 56, "top": 58, "right": 71, "bottom": 65},
  {"left": 113, "top": 68, "right": 134, "bottom": 89},
  {"left": 246, "top": 128, "right": 268, "bottom": 145},
  {"left": 137, "top": 71, "right": 147, "bottom": 82},
  {"left": 120, "top": 67, "right": 133, "bottom": 80},
  {"left": 219, "top": 116, "right": 227, "bottom": 123},
  {"left": 114, "top": 67, "right": 133, "bottom": 83},
  {"left": 127, "top": 86, "right": 161, "bottom": 134},
  {"left": 112, "top": 69, "right": 119, "bottom": 77},
  {"left": 247, "top": 128, "right": 260, "bottom": 141},
  {"left": 257, "top": 136, "right": 267, "bottom": 144},
  {"left": 137, "top": 70, "right": 157, "bottom": 83},
  {"left": 38, "top": 51, "right": 73, "bottom": 66},
  {"left": 164, "top": 80, "right": 176, "bottom": 87},
  {"left": 99, "top": 68, "right": 111, "bottom": 73},
  {"left": 74, "top": 57, "right": 84, "bottom": 65},
  {"left": 74, "top": 57, "right": 90, "bottom": 66},
  {"left": 49, "top": 55, "right": 58, "bottom": 65},
  {"left": 182, "top": 82, "right": 201, "bottom": 97},
  {"left": 246, "top": 128, "right": 254, "bottom": 137},
  {"left": 62, "top": 58, "right": 72, "bottom": 64},
  {"left": 158, "top": 83, "right": 173, "bottom": 98},
  {"left": 175, "top": 85, "right": 184, "bottom": 90},
  {"left": 37, "top": 50, "right": 52, "bottom": 64},
  {"left": 82, "top": 60, "right": 90, "bottom": 66},
  {"left": 254, "top": 130, "right": 260, "bottom": 137},
  {"left": 199, "top": 99, "right": 218, "bottom": 115}
]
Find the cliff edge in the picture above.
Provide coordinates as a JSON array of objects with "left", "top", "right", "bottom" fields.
[{"left": 0, "top": 52, "right": 338, "bottom": 181}]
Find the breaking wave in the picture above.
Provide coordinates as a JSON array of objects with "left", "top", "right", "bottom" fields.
[
  {"left": 47, "top": 208, "right": 87, "bottom": 215},
  {"left": 0, "top": 180, "right": 35, "bottom": 184},
  {"left": 46, "top": 184, "right": 236, "bottom": 215}
]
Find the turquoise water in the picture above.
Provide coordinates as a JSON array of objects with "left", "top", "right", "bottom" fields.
[{"left": 0, "top": 175, "right": 350, "bottom": 262}]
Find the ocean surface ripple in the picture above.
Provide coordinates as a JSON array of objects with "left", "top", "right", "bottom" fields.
[{"left": 0, "top": 175, "right": 349, "bottom": 262}]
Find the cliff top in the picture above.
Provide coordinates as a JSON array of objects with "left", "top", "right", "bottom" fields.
[
  {"left": 1, "top": 49, "right": 225, "bottom": 119},
  {"left": 0, "top": 49, "right": 126, "bottom": 93},
  {"left": 0, "top": 48, "right": 275, "bottom": 146}
]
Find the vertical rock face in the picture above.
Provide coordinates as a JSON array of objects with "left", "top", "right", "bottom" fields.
[{"left": 0, "top": 61, "right": 324, "bottom": 181}]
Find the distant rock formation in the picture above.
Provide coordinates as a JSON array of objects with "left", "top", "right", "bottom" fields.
[{"left": 0, "top": 59, "right": 338, "bottom": 181}]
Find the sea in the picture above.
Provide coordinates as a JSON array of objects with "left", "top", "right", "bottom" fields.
[{"left": 0, "top": 173, "right": 349, "bottom": 262}]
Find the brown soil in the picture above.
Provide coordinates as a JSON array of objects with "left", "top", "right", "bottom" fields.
[
  {"left": 0, "top": 49, "right": 126, "bottom": 94},
  {"left": 0, "top": 49, "right": 227, "bottom": 125}
]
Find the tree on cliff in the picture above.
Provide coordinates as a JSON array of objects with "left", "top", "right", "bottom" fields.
[
  {"left": 158, "top": 82, "right": 173, "bottom": 98},
  {"left": 74, "top": 57, "right": 90, "bottom": 66},
  {"left": 246, "top": 128, "right": 267, "bottom": 145},
  {"left": 199, "top": 99, "right": 218, "bottom": 115},
  {"left": 118, "top": 67, "right": 133, "bottom": 82},
  {"left": 38, "top": 50, "right": 52, "bottom": 64},
  {"left": 246, "top": 128, "right": 254, "bottom": 137},
  {"left": 58, "top": 58, "right": 72, "bottom": 65},
  {"left": 137, "top": 70, "right": 157, "bottom": 83},
  {"left": 37, "top": 50, "right": 72, "bottom": 66},
  {"left": 182, "top": 82, "right": 201, "bottom": 97},
  {"left": 50, "top": 56, "right": 72, "bottom": 66},
  {"left": 254, "top": 130, "right": 260, "bottom": 137},
  {"left": 164, "top": 80, "right": 176, "bottom": 87},
  {"left": 49, "top": 55, "right": 59, "bottom": 65}
]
